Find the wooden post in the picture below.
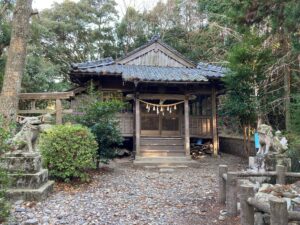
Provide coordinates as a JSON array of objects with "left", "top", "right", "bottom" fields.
[
  {"left": 211, "top": 85, "right": 218, "bottom": 156},
  {"left": 184, "top": 95, "right": 190, "bottom": 158},
  {"left": 135, "top": 94, "right": 141, "bottom": 157},
  {"left": 276, "top": 165, "right": 286, "bottom": 185},
  {"left": 219, "top": 165, "right": 228, "bottom": 204},
  {"left": 55, "top": 99, "right": 62, "bottom": 124},
  {"left": 269, "top": 197, "right": 288, "bottom": 225},
  {"left": 226, "top": 173, "right": 238, "bottom": 216},
  {"left": 240, "top": 184, "right": 254, "bottom": 225}
]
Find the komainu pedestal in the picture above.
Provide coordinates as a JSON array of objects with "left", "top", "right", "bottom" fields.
[{"left": 2, "top": 150, "right": 54, "bottom": 202}]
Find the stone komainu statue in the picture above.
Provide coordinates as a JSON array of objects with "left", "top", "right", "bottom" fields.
[
  {"left": 257, "top": 124, "right": 288, "bottom": 155},
  {"left": 9, "top": 114, "right": 53, "bottom": 152}
]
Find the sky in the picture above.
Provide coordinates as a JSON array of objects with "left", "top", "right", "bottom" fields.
[{"left": 32, "top": 0, "right": 164, "bottom": 16}]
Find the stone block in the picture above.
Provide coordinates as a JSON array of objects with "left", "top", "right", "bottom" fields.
[
  {"left": 7, "top": 180, "right": 55, "bottom": 202},
  {"left": 0, "top": 151, "right": 42, "bottom": 173},
  {"left": 249, "top": 155, "right": 291, "bottom": 172},
  {"left": 8, "top": 169, "right": 49, "bottom": 189}
]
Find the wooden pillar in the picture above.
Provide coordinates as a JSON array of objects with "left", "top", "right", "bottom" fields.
[
  {"left": 211, "top": 85, "right": 218, "bottom": 156},
  {"left": 269, "top": 197, "right": 288, "bottom": 225},
  {"left": 184, "top": 95, "right": 190, "bottom": 158},
  {"left": 135, "top": 94, "right": 141, "bottom": 157},
  {"left": 219, "top": 165, "right": 228, "bottom": 204},
  {"left": 276, "top": 165, "right": 286, "bottom": 185},
  {"left": 55, "top": 99, "right": 62, "bottom": 124},
  {"left": 226, "top": 173, "right": 238, "bottom": 216},
  {"left": 240, "top": 184, "right": 254, "bottom": 225}
]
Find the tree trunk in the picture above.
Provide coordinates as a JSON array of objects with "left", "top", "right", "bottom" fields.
[
  {"left": 0, "top": 0, "right": 33, "bottom": 121},
  {"left": 284, "top": 67, "right": 291, "bottom": 131},
  {"left": 243, "top": 125, "right": 247, "bottom": 156}
]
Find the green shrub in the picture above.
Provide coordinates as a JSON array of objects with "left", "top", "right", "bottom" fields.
[
  {"left": 0, "top": 115, "right": 13, "bottom": 222},
  {"left": 67, "top": 86, "right": 125, "bottom": 165},
  {"left": 39, "top": 124, "right": 98, "bottom": 182}
]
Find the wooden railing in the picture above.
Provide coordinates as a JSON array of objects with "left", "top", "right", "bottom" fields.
[
  {"left": 116, "top": 112, "right": 134, "bottom": 137},
  {"left": 18, "top": 92, "right": 74, "bottom": 124}
]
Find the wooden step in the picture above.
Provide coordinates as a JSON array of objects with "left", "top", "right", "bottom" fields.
[
  {"left": 140, "top": 151, "right": 185, "bottom": 157},
  {"left": 141, "top": 137, "right": 183, "bottom": 145},
  {"left": 140, "top": 145, "right": 184, "bottom": 151}
]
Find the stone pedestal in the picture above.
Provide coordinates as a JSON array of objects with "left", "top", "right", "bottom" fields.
[
  {"left": 1, "top": 151, "right": 54, "bottom": 202},
  {"left": 249, "top": 155, "right": 291, "bottom": 172}
]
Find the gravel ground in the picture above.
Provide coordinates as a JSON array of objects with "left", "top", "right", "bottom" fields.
[{"left": 7, "top": 153, "right": 247, "bottom": 225}]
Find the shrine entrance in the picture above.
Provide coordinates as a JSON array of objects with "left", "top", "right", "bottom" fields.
[{"left": 140, "top": 100, "right": 181, "bottom": 137}]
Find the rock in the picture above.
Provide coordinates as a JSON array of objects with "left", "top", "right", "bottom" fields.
[
  {"left": 24, "top": 218, "right": 38, "bottom": 225},
  {"left": 270, "top": 191, "right": 283, "bottom": 197},
  {"left": 258, "top": 183, "right": 273, "bottom": 192},
  {"left": 14, "top": 200, "right": 24, "bottom": 205},
  {"left": 27, "top": 213, "right": 35, "bottom": 219},
  {"left": 292, "top": 197, "right": 300, "bottom": 211},
  {"left": 292, "top": 197, "right": 300, "bottom": 205},
  {"left": 283, "top": 197, "right": 292, "bottom": 211},
  {"left": 254, "top": 212, "right": 264, "bottom": 225},
  {"left": 218, "top": 215, "right": 225, "bottom": 221},
  {"left": 255, "top": 192, "right": 273, "bottom": 202},
  {"left": 219, "top": 210, "right": 227, "bottom": 216},
  {"left": 42, "top": 216, "right": 49, "bottom": 222},
  {"left": 292, "top": 181, "right": 300, "bottom": 193},
  {"left": 15, "top": 207, "right": 26, "bottom": 212},
  {"left": 283, "top": 192, "right": 297, "bottom": 198}
]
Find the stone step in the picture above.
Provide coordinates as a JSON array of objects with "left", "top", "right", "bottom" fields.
[
  {"left": 7, "top": 180, "right": 55, "bottom": 202},
  {"left": 8, "top": 169, "right": 49, "bottom": 189},
  {"left": 134, "top": 156, "right": 198, "bottom": 167}
]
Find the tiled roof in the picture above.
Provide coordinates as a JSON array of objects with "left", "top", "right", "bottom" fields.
[
  {"left": 197, "top": 62, "right": 227, "bottom": 78},
  {"left": 70, "top": 59, "right": 227, "bottom": 83},
  {"left": 70, "top": 64, "right": 208, "bottom": 82},
  {"left": 71, "top": 57, "right": 114, "bottom": 69}
]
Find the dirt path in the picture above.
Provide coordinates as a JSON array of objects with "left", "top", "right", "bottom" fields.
[{"left": 8, "top": 154, "right": 246, "bottom": 225}]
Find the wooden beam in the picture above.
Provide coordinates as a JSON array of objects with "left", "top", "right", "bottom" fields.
[
  {"left": 19, "top": 92, "right": 74, "bottom": 100},
  {"left": 139, "top": 93, "right": 196, "bottom": 100},
  {"left": 211, "top": 85, "right": 218, "bottom": 156},
  {"left": 135, "top": 94, "right": 141, "bottom": 157},
  {"left": 184, "top": 95, "right": 190, "bottom": 158},
  {"left": 18, "top": 109, "right": 73, "bottom": 114}
]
